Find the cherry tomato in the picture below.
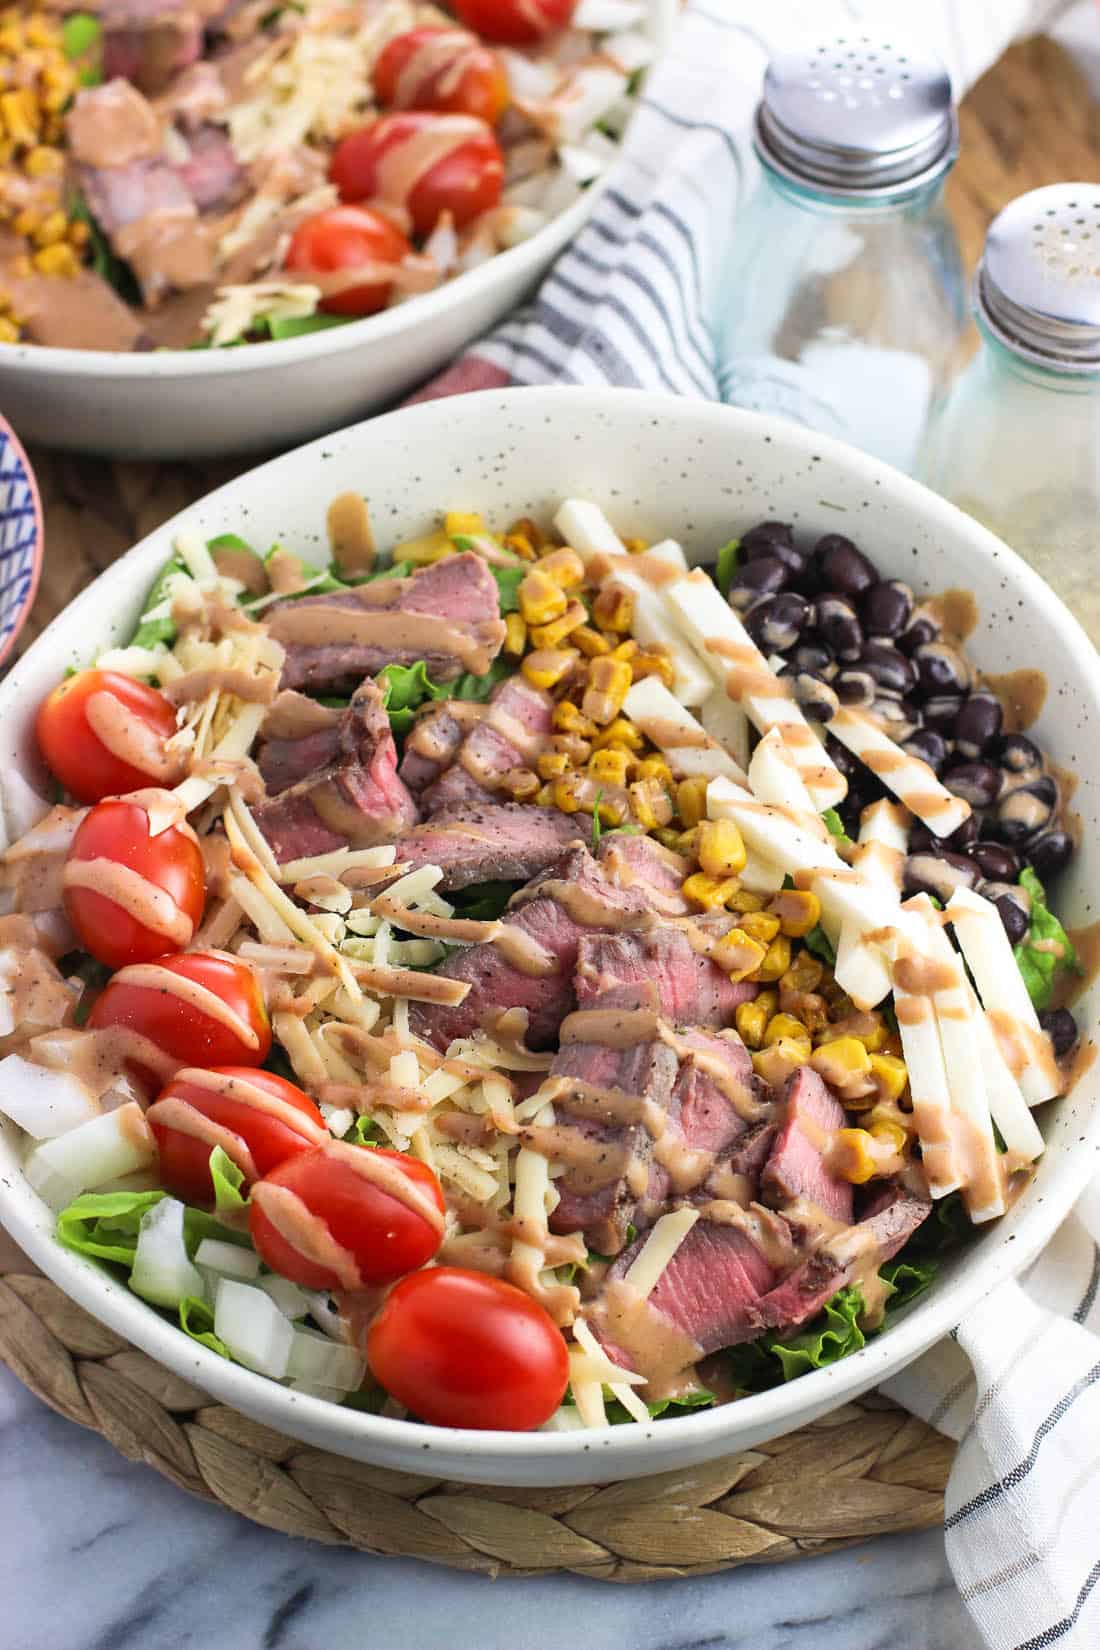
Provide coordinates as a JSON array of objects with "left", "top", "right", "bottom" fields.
[
  {"left": 249, "top": 1142, "right": 445, "bottom": 1289},
  {"left": 88, "top": 950, "right": 271, "bottom": 1077},
  {"left": 373, "top": 28, "right": 509, "bottom": 125},
  {"left": 330, "top": 112, "right": 504, "bottom": 237},
  {"left": 367, "top": 1268, "right": 568, "bottom": 1430},
  {"left": 36, "top": 668, "right": 184, "bottom": 805},
  {"left": 284, "top": 205, "right": 412, "bottom": 317},
  {"left": 148, "top": 1066, "right": 327, "bottom": 1204},
  {"left": 63, "top": 797, "right": 205, "bottom": 969},
  {"left": 452, "top": 0, "right": 575, "bottom": 45}
]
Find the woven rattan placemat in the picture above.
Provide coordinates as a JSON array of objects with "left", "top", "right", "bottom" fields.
[{"left": 0, "top": 35, "right": 1094, "bottom": 1573}]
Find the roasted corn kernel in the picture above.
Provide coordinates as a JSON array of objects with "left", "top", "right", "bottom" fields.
[
  {"left": 752, "top": 934, "right": 792, "bottom": 983},
  {"left": 634, "top": 755, "right": 673, "bottom": 787},
  {"left": 519, "top": 569, "right": 568, "bottom": 627},
  {"left": 628, "top": 778, "right": 673, "bottom": 831},
  {"left": 779, "top": 988, "right": 829, "bottom": 1035},
  {"left": 763, "top": 1013, "right": 811, "bottom": 1055},
  {"left": 0, "top": 316, "right": 18, "bottom": 344},
  {"left": 32, "top": 242, "right": 77, "bottom": 276},
  {"left": 503, "top": 531, "right": 536, "bottom": 561},
  {"left": 531, "top": 599, "right": 587, "bottom": 650},
  {"left": 573, "top": 625, "right": 612, "bottom": 657},
  {"left": 781, "top": 953, "right": 825, "bottom": 995},
  {"left": 735, "top": 999, "right": 768, "bottom": 1049},
  {"left": 719, "top": 929, "right": 768, "bottom": 983},
  {"left": 592, "top": 717, "right": 644, "bottom": 753},
  {"left": 868, "top": 1052, "right": 908, "bottom": 1103},
  {"left": 552, "top": 776, "right": 583, "bottom": 814},
  {"left": 552, "top": 701, "right": 597, "bottom": 738},
  {"left": 550, "top": 733, "right": 591, "bottom": 765},
  {"left": 501, "top": 768, "right": 539, "bottom": 801},
  {"left": 610, "top": 638, "right": 638, "bottom": 662},
  {"left": 832, "top": 1129, "right": 878, "bottom": 1184},
  {"left": 503, "top": 612, "right": 527, "bottom": 655},
  {"left": 445, "top": 510, "right": 483, "bottom": 537},
  {"left": 1, "top": 90, "right": 38, "bottom": 148},
  {"left": 395, "top": 528, "right": 452, "bottom": 564},
  {"left": 508, "top": 516, "right": 545, "bottom": 552},
  {"left": 810, "top": 1036, "right": 872, "bottom": 1093},
  {"left": 676, "top": 777, "right": 709, "bottom": 829},
  {"left": 522, "top": 648, "right": 578, "bottom": 691},
  {"left": 592, "top": 583, "right": 634, "bottom": 633},
  {"left": 631, "top": 651, "right": 675, "bottom": 689},
  {"left": 727, "top": 888, "right": 767, "bottom": 914},
  {"left": 738, "top": 910, "right": 781, "bottom": 946},
  {"left": 623, "top": 536, "right": 647, "bottom": 554},
  {"left": 537, "top": 750, "right": 570, "bottom": 781},
  {"left": 582, "top": 656, "right": 632, "bottom": 725},
  {"left": 24, "top": 145, "right": 62, "bottom": 178},
  {"left": 535, "top": 782, "right": 556, "bottom": 805},
  {"left": 32, "top": 208, "right": 67, "bottom": 247},
  {"left": 588, "top": 747, "right": 631, "bottom": 787},
  {"left": 697, "top": 818, "right": 747, "bottom": 879},
  {"left": 768, "top": 888, "right": 822, "bottom": 938},
  {"left": 869, "top": 1118, "right": 908, "bottom": 1156},
  {"left": 752, "top": 1039, "right": 810, "bottom": 1085},
  {"left": 538, "top": 546, "right": 585, "bottom": 589},
  {"left": 682, "top": 872, "right": 741, "bottom": 912}
]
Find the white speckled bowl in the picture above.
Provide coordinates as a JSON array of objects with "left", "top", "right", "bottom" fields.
[
  {"left": 0, "top": 1, "right": 673, "bottom": 462},
  {"left": 0, "top": 388, "right": 1097, "bottom": 1486}
]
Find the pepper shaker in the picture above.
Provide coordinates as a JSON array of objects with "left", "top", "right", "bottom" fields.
[
  {"left": 715, "top": 34, "right": 968, "bottom": 475},
  {"left": 921, "top": 183, "right": 1100, "bottom": 643}
]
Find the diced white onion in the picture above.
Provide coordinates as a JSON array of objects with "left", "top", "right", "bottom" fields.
[
  {"left": 286, "top": 1326, "right": 366, "bottom": 1391},
  {"left": 213, "top": 1278, "right": 294, "bottom": 1378},
  {"left": 319, "top": 1102, "right": 355, "bottom": 1138},
  {"left": 0, "top": 1054, "right": 100, "bottom": 1139},
  {"left": 259, "top": 1274, "right": 312, "bottom": 1320},
  {"left": 23, "top": 1103, "right": 155, "bottom": 1211},
  {"left": 131, "top": 1199, "right": 205, "bottom": 1308},
  {"left": 194, "top": 1238, "right": 262, "bottom": 1280}
]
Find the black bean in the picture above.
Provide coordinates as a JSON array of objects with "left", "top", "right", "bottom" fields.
[
  {"left": 903, "top": 729, "right": 949, "bottom": 775},
  {"left": 862, "top": 579, "right": 914, "bottom": 639},
  {"left": 897, "top": 609, "right": 941, "bottom": 656},
  {"left": 728, "top": 556, "right": 790, "bottom": 612},
  {"left": 824, "top": 732, "right": 861, "bottom": 783},
  {"left": 993, "top": 733, "right": 1043, "bottom": 775},
  {"left": 741, "top": 520, "right": 796, "bottom": 562},
  {"left": 914, "top": 641, "right": 972, "bottom": 698},
  {"left": 871, "top": 696, "right": 921, "bottom": 741},
  {"left": 745, "top": 591, "right": 810, "bottom": 653},
  {"left": 835, "top": 668, "right": 877, "bottom": 708},
  {"left": 967, "top": 840, "right": 1021, "bottom": 882},
  {"left": 903, "top": 851, "right": 981, "bottom": 903},
  {"left": 953, "top": 691, "right": 1003, "bottom": 760},
  {"left": 922, "top": 693, "right": 965, "bottom": 735},
  {"left": 1039, "top": 1008, "right": 1078, "bottom": 1060},
  {"left": 992, "top": 888, "right": 1031, "bottom": 946},
  {"left": 946, "top": 813, "right": 980, "bottom": 851},
  {"left": 940, "top": 761, "right": 1002, "bottom": 810},
  {"left": 790, "top": 642, "right": 835, "bottom": 680},
  {"left": 814, "top": 533, "right": 878, "bottom": 596},
  {"left": 860, "top": 640, "right": 918, "bottom": 696},
  {"left": 793, "top": 673, "right": 839, "bottom": 721},
  {"left": 994, "top": 776, "right": 1057, "bottom": 845},
  {"left": 1027, "top": 830, "right": 1074, "bottom": 881},
  {"left": 814, "top": 594, "right": 863, "bottom": 661}
]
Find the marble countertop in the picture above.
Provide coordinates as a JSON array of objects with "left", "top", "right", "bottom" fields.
[{"left": 2, "top": 1362, "right": 973, "bottom": 1650}]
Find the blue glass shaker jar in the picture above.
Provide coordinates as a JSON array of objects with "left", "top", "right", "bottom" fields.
[
  {"left": 921, "top": 184, "right": 1100, "bottom": 641},
  {"left": 715, "top": 34, "right": 968, "bottom": 475}
]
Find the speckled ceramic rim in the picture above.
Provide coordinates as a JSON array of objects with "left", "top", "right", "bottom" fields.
[
  {"left": 0, "top": 413, "right": 43, "bottom": 670},
  {"left": 2, "top": 387, "right": 1098, "bottom": 1485}
]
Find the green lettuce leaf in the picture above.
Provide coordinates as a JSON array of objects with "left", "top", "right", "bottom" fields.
[
  {"left": 357, "top": 560, "right": 414, "bottom": 585},
  {"left": 178, "top": 1296, "right": 230, "bottom": 1359},
  {"left": 70, "top": 197, "right": 138, "bottom": 302},
  {"left": 62, "top": 11, "right": 102, "bottom": 83},
  {"left": 715, "top": 539, "right": 740, "bottom": 598},
  {"left": 821, "top": 808, "right": 852, "bottom": 846},
  {"left": 449, "top": 881, "right": 517, "bottom": 922},
  {"left": 209, "top": 1146, "right": 249, "bottom": 1215},
  {"left": 57, "top": 1189, "right": 166, "bottom": 1266},
  {"left": 268, "top": 312, "right": 355, "bottom": 341},
  {"left": 1013, "top": 866, "right": 1078, "bottom": 1012},
  {"left": 490, "top": 565, "right": 525, "bottom": 614},
  {"left": 130, "top": 553, "right": 188, "bottom": 650},
  {"left": 378, "top": 656, "right": 512, "bottom": 738},
  {"left": 262, "top": 545, "right": 347, "bottom": 598},
  {"left": 804, "top": 924, "right": 837, "bottom": 967},
  {"left": 899, "top": 1189, "right": 971, "bottom": 1258},
  {"left": 343, "top": 1115, "right": 384, "bottom": 1146},
  {"left": 880, "top": 1256, "right": 938, "bottom": 1311},
  {"left": 727, "top": 1285, "right": 867, "bottom": 1392}
]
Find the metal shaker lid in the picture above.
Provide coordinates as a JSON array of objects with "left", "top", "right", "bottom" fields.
[
  {"left": 978, "top": 184, "right": 1100, "bottom": 370},
  {"left": 755, "top": 35, "right": 958, "bottom": 198}
]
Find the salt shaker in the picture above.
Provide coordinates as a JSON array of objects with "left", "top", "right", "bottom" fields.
[
  {"left": 921, "top": 184, "right": 1100, "bottom": 642},
  {"left": 715, "top": 35, "right": 968, "bottom": 475}
]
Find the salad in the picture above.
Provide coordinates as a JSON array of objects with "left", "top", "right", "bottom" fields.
[
  {"left": 0, "top": 496, "right": 1082, "bottom": 1431},
  {"left": 0, "top": 0, "right": 651, "bottom": 351}
]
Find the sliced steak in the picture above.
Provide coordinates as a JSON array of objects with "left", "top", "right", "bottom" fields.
[
  {"left": 537, "top": 1006, "right": 680, "bottom": 1255},
  {"left": 408, "top": 676, "right": 555, "bottom": 811},
  {"left": 77, "top": 156, "right": 194, "bottom": 235},
  {"left": 597, "top": 833, "right": 691, "bottom": 917},
  {"left": 408, "top": 843, "right": 654, "bottom": 1052},
  {"left": 756, "top": 1189, "right": 931, "bottom": 1334},
  {"left": 575, "top": 927, "right": 756, "bottom": 1028},
  {"left": 177, "top": 124, "right": 245, "bottom": 210},
  {"left": 760, "top": 1065, "right": 854, "bottom": 1225},
  {"left": 393, "top": 802, "right": 582, "bottom": 892},
  {"left": 258, "top": 693, "right": 342, "bottom": 795},
  {"left": 254, "top": 679, "right": 418, "bottom": 862},
  {"left": 642, "top": 1028, "right": 768, "bottom": 1221},
  {"left": 268, "top": 554, "right": 506, "bottom": 696}
]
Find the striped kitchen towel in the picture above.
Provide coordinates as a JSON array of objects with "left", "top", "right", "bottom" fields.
[{"left": 414, "top": 3, "right": 1100, "bottom": 1645}]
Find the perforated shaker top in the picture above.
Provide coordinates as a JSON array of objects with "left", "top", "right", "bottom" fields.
[
  {"left": 755, "top": 35, "right": 957, "bottom": 197},
  {"left": 979, "top": 184, "right": 1100, "bottom": 370}
]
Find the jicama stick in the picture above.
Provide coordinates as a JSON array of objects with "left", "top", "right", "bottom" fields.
[
  {"left": 883, "top": 925, "right": 962, "bottom": 1200},
  {"left": 746, "top": 727, "right": 824, "bottom": 824},
  {"left": 827, "top": 706, "right": 971, "bottom": 837},
  {"left": 603, "top": 564, "right": 713, "bottom": 707},
  {"left": 896, "top": 897, "right": 1005, "bottom": 1221},
  {"left": 699, "top": 686, "right": 750, "bottom": 773},
  {"left": 945, "top": 885, "right": 1062, "bottom": 1105},
  {"left": 833, "top": 801, "right": 909, "bottom": 1010},
  {"left": 664, "top": 571, "right": 846, "bottom": 809},
  {"left": 622, "top": 677, "right": 746, "bottom": 782},
  {"left": 553, "top": 499, "right": 626, "bottom": 558}
]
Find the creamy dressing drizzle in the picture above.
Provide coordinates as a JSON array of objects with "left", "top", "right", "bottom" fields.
[
  {"left": 324, "top": 1138, "right": 446, "bottom": 1234},
  {"left": 371, "top": 896, "right": 502, "bottom": 945},
  {"left": 146, "top": 1094, "right": 259, "bottom": 1180},
  {"left": 111, "top": 963, "right": 260, "bottom": 1048},
  {"left": 173, "top": 1066, "right": 329, "bottom": 1144},
  {"left": 372, "top": 114, "right": 487, "bottom": 209},
  {"left": 251, "top": 1181, "right": 364, "bottom": 1290},
  {"left": 326, "top": 492, "right": 375, "bottom": 576},
  {"left": 161, "top": 668, "right": 278, "bottom": 707},
  {"left": 62, "top": 858, "right": 195, "bottom": 947},
  {"left": 85, "top": 691, "right": 186, "bottom": 782},
  {"left": 266, "top": 600, "right": 498, "bottom": 676}
]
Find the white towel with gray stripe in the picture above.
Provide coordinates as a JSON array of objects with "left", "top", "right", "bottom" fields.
[{"left": 416, "top": 2, "right": 1100, "bottom": 1645}]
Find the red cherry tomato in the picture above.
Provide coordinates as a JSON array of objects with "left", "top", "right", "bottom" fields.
[
  {"left": 373, "top": 28, "right": 509, "bottom": 125},
  {"left": 284, "top": 204, "right": 412, "bottom": 317},
  {"left": 88, "top": 950, "right": 271, "bottom": 1078},
  {"left": 367, "top": 1268, "right": 568, "bottom": 1430},
  {"left": 36, "top": 668, "right": 184, "bottom": 804},
  {"left": 148, "top": 1066, "right": 327, "bottom": 1204},
  {"left": 249, "top": 1142, "right": 445, "bottom": 1289},
  {"left": 330, "top": 112, "right": 504, "bottom": 236},
  {"left": 63, "top": 797, "right": 205, "bottom": 969},
  {"left": 452, "top": 0, "right": 575, "bottom": 45}
]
